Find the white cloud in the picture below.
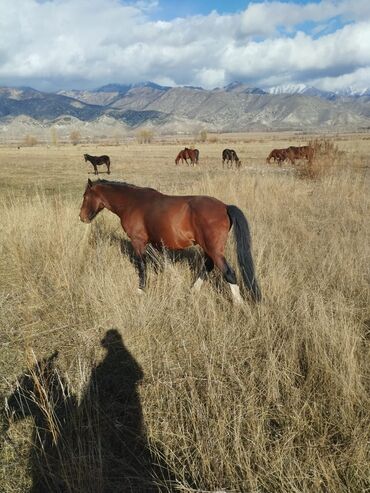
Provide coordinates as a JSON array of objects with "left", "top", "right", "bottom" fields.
[{"left": 0, "top": 0, "right": 370, "bottom": 91}]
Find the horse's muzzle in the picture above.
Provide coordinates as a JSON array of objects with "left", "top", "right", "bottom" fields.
[{"left": 79, "top": 214, "right": 91, "bottom": 223}]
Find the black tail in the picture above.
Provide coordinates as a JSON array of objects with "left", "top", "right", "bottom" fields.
[{"left": 227, "top": 205, "right": 261, "bottom": 302}]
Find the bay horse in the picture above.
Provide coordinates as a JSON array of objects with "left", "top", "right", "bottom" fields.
[
  {"left": 286, "top": 146, "right": 314, "bottom": 165},
  {"left": 84, "top": 154, "right": 111, "bottom": 175},
  {"left": 222, "top": 149, "right": 241, "bottom": 168},
  {"left": 175, "top": 148, "right": 197, "bottom": 166},
  {"left": 79, "top": 179, "right": 261, "bottom": 303}
]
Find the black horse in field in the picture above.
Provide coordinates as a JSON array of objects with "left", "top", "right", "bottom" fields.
[
  {"left": 222, "top": 149, "right": 241, "bottom": 168},
  {"left": 84, "top": 154, "right": 111, "bottom": 175}
]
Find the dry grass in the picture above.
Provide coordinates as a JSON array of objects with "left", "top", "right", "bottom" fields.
[{"left": 0, "top": 135, "right": 369, "bottom": 492}]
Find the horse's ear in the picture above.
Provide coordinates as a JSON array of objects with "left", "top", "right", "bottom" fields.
[
  {"left": 87, "top": 178, "right": 93, "bottom": 188},
  {"left": 50, "top": 350, "right": 59, "bottom": 361}
]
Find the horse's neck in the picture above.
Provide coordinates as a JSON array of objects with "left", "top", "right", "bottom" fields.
[{"left": 99, "top": 185, "right": 136, "bottom": 216}]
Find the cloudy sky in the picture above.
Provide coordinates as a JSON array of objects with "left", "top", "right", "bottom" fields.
[{"left": 1, "top": 0, "right": 370, "bottom": 91}]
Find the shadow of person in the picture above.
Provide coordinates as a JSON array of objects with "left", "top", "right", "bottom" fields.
[
  {"left": 4, "top": 351, "right": 77, "bottom": 493},
  {"left": 78, "top": 329, "right": 165, "bottom": 492}
]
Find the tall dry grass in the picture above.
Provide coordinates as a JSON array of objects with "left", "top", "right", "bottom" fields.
[{"left": 0, "top": 145, "right": 369, "bottom": 492}]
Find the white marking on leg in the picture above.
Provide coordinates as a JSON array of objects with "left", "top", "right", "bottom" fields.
[
  {"left": 229, "top": 283, "right": 243, "bottom": 304},
  {"left": 192, "top": 278, "right": 204, "bottom": 292},
  {"left": 137, "top": 288, "right": 145, "bottom": 295}
]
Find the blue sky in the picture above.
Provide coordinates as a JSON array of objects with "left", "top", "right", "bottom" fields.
[
  {"left": 149, "top": 0, "right": 255, "bottom": 19},
  {"left": 147, "top": 0, "right": 347, "bottom": 37},
  {"left": 1, "top": 0, "right": 370, "bottom": 91},
  {"left": 148, "top": 0, "right": 323, "bottom": 20}
]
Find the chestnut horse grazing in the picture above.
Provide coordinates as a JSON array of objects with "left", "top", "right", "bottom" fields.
[
  {"left": 266, "top": 148, "right": 288, "bottom": 166},
  {"left": 175, "top": 148, "right": 198, "bottom": 166},
  {"left": 79, "top": 179, "right": 261, "bottom": 303},
  {"left": 84, "top": 154, "right": 111, "bottom": 175},
  {"left": 286, "top": 145, "right": 314, "bottom": 165}
]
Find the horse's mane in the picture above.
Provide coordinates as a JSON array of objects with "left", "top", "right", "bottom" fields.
[{"left": 90, "top": 179, "right": 157, "bottom": 193}]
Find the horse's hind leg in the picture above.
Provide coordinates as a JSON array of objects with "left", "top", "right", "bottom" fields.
[
  {"left": 131, "top": 239, "right": 147, "bottom": 293},
  {"left": 211, "top": 253, "right": 242, "bottom": 304},
  {"left": 135, "top": 255, "right": 146, "bottom": 293},
  {"left": 107, "top": 161, "right": 111, "bottom": 174},
  {"left": 192, "top": 255, "right": 214, "bottom": 292}
]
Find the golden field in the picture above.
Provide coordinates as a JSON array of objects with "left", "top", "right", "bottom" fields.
[{"left": 0, "top": 133, "right": 369, "bottom": 492}]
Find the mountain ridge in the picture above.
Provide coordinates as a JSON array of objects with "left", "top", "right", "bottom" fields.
[{"left": 2, "top": 82, "right": 370, "bottom": 132}]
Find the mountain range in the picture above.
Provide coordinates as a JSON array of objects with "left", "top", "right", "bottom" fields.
[{"left": 1, "top": 82, "right": 370, "bottom": 135}]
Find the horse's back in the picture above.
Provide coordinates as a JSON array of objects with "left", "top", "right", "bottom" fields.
[{"left": 139, "top": 193, "right": 229, "bottom": 249}]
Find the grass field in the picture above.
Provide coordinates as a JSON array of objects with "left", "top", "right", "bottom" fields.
[{"left": 0, "top": 133, "right": 369, "bottom": 492}]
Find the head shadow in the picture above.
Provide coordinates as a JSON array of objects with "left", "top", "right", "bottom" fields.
[{"left": 4, "top": 350, "right": 77, "bottom": 493}]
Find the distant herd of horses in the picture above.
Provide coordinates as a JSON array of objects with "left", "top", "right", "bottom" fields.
[{"left": 85, "top": 145, "right": 314, "bottom": 175}]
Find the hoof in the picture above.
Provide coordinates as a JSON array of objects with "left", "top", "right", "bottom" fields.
[
  {"left": 137, "top": 288, "right": 145, "bottom": 295},
  {"left": 192, "top": 278, "right": 204, "bottom": 292},
  {"left": 232, "top": 297, "right": 243, "bottom": 305}
]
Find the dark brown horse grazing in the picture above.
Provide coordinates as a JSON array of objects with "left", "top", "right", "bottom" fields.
[
  {"left": 79, "top": 179, "right": 261, "bottom": 303},
  {"left": 84, "top": 154, "right": 111, "bottom": 175},
  {"left": 175, "top": 148, "right": 198, "bottom": 166},
  {"left": 222, "top": 149, "right": 241, "bottom": 168}
]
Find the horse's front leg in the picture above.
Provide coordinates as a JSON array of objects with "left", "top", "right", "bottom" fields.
[{"left": 94, "top": 165, "right": 98, "bottom": 175}]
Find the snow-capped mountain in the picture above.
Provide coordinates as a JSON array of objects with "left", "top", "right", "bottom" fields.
[
  {"left": 266, "top": 83, "right": 370, "bottom": 99},
  {"left": 335, "top": 86, "right": 370, "bottom": 97},
  {"left": 266, "top": 84, "right": 336, "bottom": 99}
]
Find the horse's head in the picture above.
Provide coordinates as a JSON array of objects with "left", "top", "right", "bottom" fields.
[
  {"left": 79, "top": 179, "right": 105, "bottom": 223},
  {"left": 83, "top": 154, "right": 88, "bottom": 162},
  {"left": 5, "top": 351, "right": 59, "bottom": 423}
]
